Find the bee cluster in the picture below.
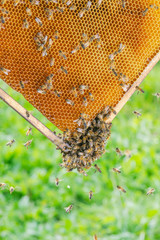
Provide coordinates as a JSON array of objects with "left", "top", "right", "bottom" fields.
[{"left": 61, "top": 106, "right": 113, "bottom": 173}]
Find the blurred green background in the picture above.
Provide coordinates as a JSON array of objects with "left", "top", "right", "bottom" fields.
[{"left": 0, "top": 62, "right": 160, "bottom": 240}]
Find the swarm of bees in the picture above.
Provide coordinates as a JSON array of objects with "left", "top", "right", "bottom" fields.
[{"left": 60, "top": 105, "right": 113, "bottom": 173}]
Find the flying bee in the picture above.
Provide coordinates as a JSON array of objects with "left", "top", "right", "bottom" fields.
[
  {"left": 117, "top": 185, "right": 126, "bottom": 193},
  {"left": 6, "top": 139, "right": 15, "bottom": 147},
  {"left": 70, "top": 87, "right": 78, "bottom": 97},
  {"left": 22, "top": 19, "right": 29, "bottom": 29},
  {"left": 146, "top": 188, "right": 155, "bottom": 196},
  {"left": 94, "top": 164, "right": 102, "bottom": 173},
  {"left": 71, "top": 45, "right": 80, "bottom": 54},
  {"left": 24, "top": 139, "right": 32, "bottom": 149},
  {"left": 113, "top": 167, "right": 121, "bottom": 174},
  {"left": 54, "top": 30, "right": 59, "bottom": 39},
  {"left": 60, "top": 66, "right": 68, "bottom": 74},
  {"left": 152, "top": 93, "right": 160, "bottom": 99},
  {"left": 26, "top": 127, "right": 32, "bottom": 136},
  {"left": 0, "top": 183, "right": 6, "bottom": 189},
  {"left": 82, "top": 97, "right": 88, "bottom": 107},
  {"left": 96, "top": 0, "right": 103, "bottom": 8},
  {"left": 88, "top": 92, "right": 94, "bottom": 101},
  {"left": 69, "top": 4, "right": 77, "bottom": 11},
  {"left": 66, "top": 99, "right": 74, "bottom": 106},
  {"left": 135, "top": 86, "right": 144, "bottom": 94},
  {"left": 142, "top": 8, "right": 149, "bottom": 16},
  {"left": 0, "top": 67, "right": 10, "bottom": 75},
  {"left": 59, "top": 50, "right": 67, "bottom": 60},
  {"left": 115, "top": 147, "right": 123, "bottom": 156},
  {"left": 50, "top": 57, "right": 55, "bottom": 66},
  {"left": 9, "top": 186, "right": 15, "bottom": 194},
  {"left": 93, "top": 234, "right": 98, "bottom": 240},
  {"left": 64, "top": 204, "right": 73, "bottom": 213},
  {"left": 35, "top": 17, "right": 43, "bottom": 26},
  {"left": 133, "top": 111, "right": 141, "bottom": 117},
  {"left": 55, "top": 177, "right": 62, "bottom": 186},
  {"left": 89, "top": 190, "right": 93, "bottom": 200},
  {"left": 26, "top": 111, "right": 30, "bottom": 118},
  {"left": 53, "top": 90, "right": 61, "bottom": 97}
]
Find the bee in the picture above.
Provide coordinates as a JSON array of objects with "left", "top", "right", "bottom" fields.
[
  {"left": 70, "top": 87, "right": 78, "bottom": 97},
  {"left": 22, "top": 19, "right": 29, "bottom": 29},
  {"left": 113, "top": 167, "right": 121, "bottom": 174},
  {"left": 150, "top": 4, "right": 159, "bottom": 10},
  {"left": 93, "top": 234, "right": 98, "bottom": 240},
  {"left": 109, "top": 106, "right": 117, "bottom": 115},
  {"left": 135, "top": 86, "right": 144, "bottom": 94},
  {"left": 66, "top": 0, "right": 72, "bottom": 6},
  {"left": 35, "top": 17, "right": 43, "bottom": 26},
  {"left": 0, "top": 67, "right": 10, "bottom": 75},
  {"left": 77, "top": 168, "right": 88, "bottom": 176},
  {"left": 78, "top": 8, "right": 86, "bottom": 18},
  {"left": 55, "top": 177, "right": 62, "bottom": 186},
  {"left": 120, "top": 83, "right": 130, "bottom": 92},
  {"left": 117, "top": 185, "right": 126, "bottom": 193},
  {"left": 60, "top": 66, "right": 68, "bottom": 74},
  {"left": 80, "top": 41, "right": 90, "bottom": 49},
  {"left": 108, "top": 53, "right": 115, "bottom": 61},
  {"left": 42, "top": 47, "right": 48, "bottom": 57},
  {"left": 82, "top": 32, "right": 88, "bottom": 41},
  {"left": 79, "top": 85, "right": 89, "bottom": 94},
  {"left": 45, "top": 8, "right": 54, "bottom": 20},
  {"left": 152, "top": 93, "right": 160, "bottom": 99},
  {"left": 64, "top": 204, "right": 73, "bottom": 213},
  {"left": 59, "top": 50, "right": 67, "bottom": 60},
  {"left": 112, "top": 68, "right": 118, "bottom": 77},
  {"left": 26, "top": 111, "right": 30, "bottom": 118},
  {"left": 0, "top": 183, "right": 6, "bottom": 189},
  {"left": 6, "top": 139, "right": 15, "bottom": 147},
  {"left": 37, "top": 88, "right": 46, "bottom": 94},
  {"left": 115, "top": 147, "right": 123, "bottom": 156},
  {"left": 9, "top": 186, "right": 15, "bottom": 194},
  {"left": 66, "top": 99, "right": 74, "bottom": 106},
  {"left": 26, "top": 127, "right": 32, "bottom": 136},
  {"left": 14, "top": 0, "right": 21, "bottom": 6},
  {"left": 54, "top": 30, "right": 59, "bottom": 39},
  {"left": 55, "top": 6, "right": 65, "bottom": 13},
  {"left": 24, "top": 139, "right": 32, "bottom": 149},
  {"left": 124, "top": 149, "right": 131, "bottom": 158},
  {"left": 71, "top": 45, "right": 80, "bottom": 54},
  {"left": 89, "top": 190, "right": 93, "bottom": 200},
  {"left": 142, "top": 8, "right": 149, "bottom": 16},
  {"left": 86, "top": 1, "right": 92, "bottom": 10},
  {"left": 19, "top": 81, "right": 25, "bottom": 89},
  {"left": 88, "top": 92, "right": 94, "bottom": 101},
  {"left": 133, "top": 111, "right": 142, "bottom": 117},
  {"left": 118, "top": 43, "right": 125, "bottom": 53},
  {"left": 30, "top": 0, "right": 39, "bottom": 5},
  {"left": 94, "top": 164, "right": 102, "bottom": 173},
  {"left": 69, "top": 4, "right": 77, "bottom": 11},
  {"left": 50, "top": 57, "right": 55, "bottom": 67},
  {"left": 77, "top": 128, "right": 85, "bottom": 133},
  {"left": 26, "top": 7, "right": 32, "bottom": 16},
  {"left": 96, "top": 0, "right": 103, "bottom": 8},
  {"left": 82, "top": 97, "right": 88, "bottom": 107},
  {"left": 53, "top": 90, "right": 61, "bottom": 97},
  {"left": 146, "top": 188, "right": 155, "bottom": 196}
]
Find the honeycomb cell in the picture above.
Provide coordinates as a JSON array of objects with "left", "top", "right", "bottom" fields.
[{"left": 0, "top": 0, "right": 160, "bottom": 132}]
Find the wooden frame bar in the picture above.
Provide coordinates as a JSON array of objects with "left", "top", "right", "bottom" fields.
[{"left": 0, "top": 88, "right": 70, "bottom": 152}]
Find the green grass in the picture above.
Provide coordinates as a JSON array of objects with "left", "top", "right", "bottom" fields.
[{"left": 0, "top": 62, "right": 160, "bottom": 240}]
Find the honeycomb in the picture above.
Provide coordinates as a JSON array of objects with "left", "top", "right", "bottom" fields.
[{"left": 0, "top": 0, "right": 160, "bottom": 132}]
